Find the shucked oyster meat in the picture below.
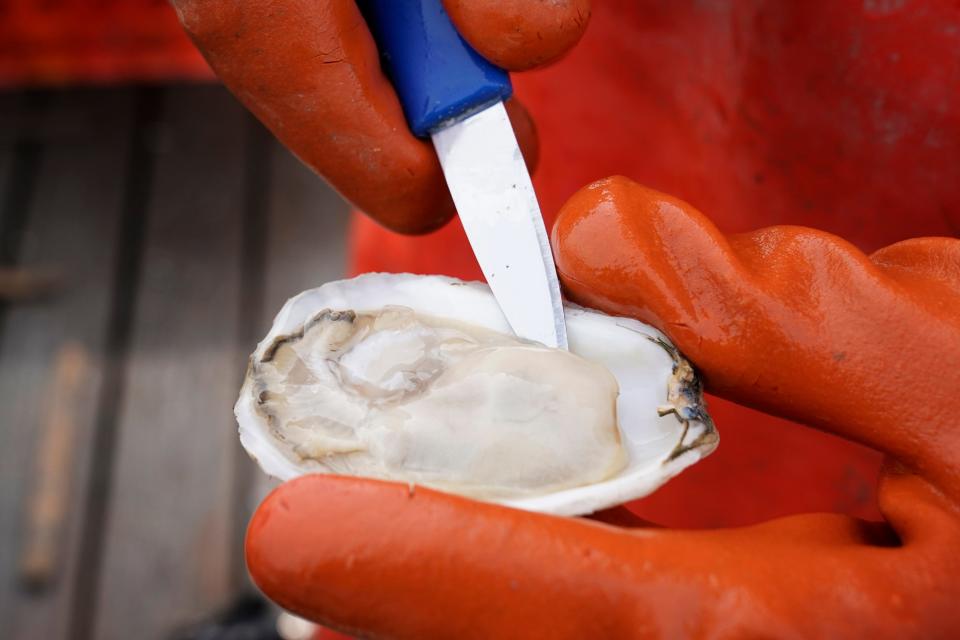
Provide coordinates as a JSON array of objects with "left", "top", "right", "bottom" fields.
[
  {"left": 252, "top": 306, "right": 624, "bottom": 499},
  {"left": 236, "top": 273, "right": 717, "bottom": 516}
]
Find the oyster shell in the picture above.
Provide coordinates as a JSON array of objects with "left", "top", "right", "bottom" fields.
[{"left": 236, "top": 273, "right": 718, "bottom": 516}]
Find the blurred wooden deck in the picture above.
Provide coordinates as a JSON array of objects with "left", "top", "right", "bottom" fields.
[{"left": 0, "top": 85, "right": 350, "bottom": 640}]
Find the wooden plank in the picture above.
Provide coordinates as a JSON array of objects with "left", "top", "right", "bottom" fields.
[
  {"left": 0, "top": 88, "right": 134, "bottom": 640},
  {"left": 261, "top": 138, "right": 350, "bottom": 330},
  {"left": 0, "top": 90, "right": 26, "bottom": 151},
  {"left": 0, "top": 90, "right": 95, "bottom": 146},
  {"left": 0, "top": 137, "right": 14, "bottom": 232},
  {"left": 0, "top": 91, "right": 19, "bottom": 200},
  {"left": 0, "top": 90, "right": 21, "bottom": 122},
  {"left": 0, "top": 92, "right": 46, "bottom": 270},
  {"left": 92, "top": 85, "right": 249, "bottom": 640}
]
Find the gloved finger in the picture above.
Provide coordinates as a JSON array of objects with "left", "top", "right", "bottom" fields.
[
  {"left": 443, "top": 0, "right": 591, "bottom": 70},
  {"left": 247, "top": 473, "right": 960, "bottom": 639},
  {"left": 172, "top": 1, "right": 539, "bottom": 234},
  {"left": 551, "top": 177, "right": 960, "bottom": 479}
]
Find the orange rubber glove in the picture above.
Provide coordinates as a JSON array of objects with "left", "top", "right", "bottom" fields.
[
  {"left": 245, "top": 177, "right": 960, "bottom": 639},
  {"left": 170, "top": 0, "right": 589, "bottom": 234}
]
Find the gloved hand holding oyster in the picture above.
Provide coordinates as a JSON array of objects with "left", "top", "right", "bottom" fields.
[{"left": 240, "top": 178, "right": 960, "bottom": 640}]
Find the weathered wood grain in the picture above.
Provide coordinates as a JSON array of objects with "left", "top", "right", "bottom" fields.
[
  {"left": 0, "top": 88, "right": 134, "bottom": 640},
  {"left": 0, "top": 93, "right": 45, "bottom": 271},
  {"left": 0, "top": 84, "right": 352, "bottom": 639},
  {"left": 261, "top": 137, "right": 350, "bottom": 328},
  {"left": 91, "top": 85, "right": 248, "bottom": 640},
  {"left": 0, "top": 141, "right": 13, "bottom": 232},
  {"left": 0, "top": 92, "right": 19, "bottom": 214},
  {"left": 0, "top": 90, "right": 103, "bottom": 146}
]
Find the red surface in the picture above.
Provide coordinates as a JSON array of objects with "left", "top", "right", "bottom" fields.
[
  {"left": 0, "top": 0, "right": 210, "bottom": 86},
  {"left": 351, "top": 0, "right": 960, "bottom": 527}
]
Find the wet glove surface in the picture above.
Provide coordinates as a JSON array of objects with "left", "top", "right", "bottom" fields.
[
  {"left": 170, "top": 0, "right": 588, "bottom": 234},
  {"left": 246, "top": 176, "right": 960, "bottom": 639}
]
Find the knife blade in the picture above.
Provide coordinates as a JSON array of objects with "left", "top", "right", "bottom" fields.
[
  {"left": 359, "top": 0, "right": 568, "bottom": 349},
  {"left": 431, "top": 102, "right": 567, "bottom": 348}
]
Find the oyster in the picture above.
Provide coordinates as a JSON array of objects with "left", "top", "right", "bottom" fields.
[{"left": 236, "top": 273, "right": 717, "bottom": 516}]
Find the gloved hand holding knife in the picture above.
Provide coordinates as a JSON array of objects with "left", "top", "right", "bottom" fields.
[{"left": 172, "top": 0, "right": 587, "bottom": 234}]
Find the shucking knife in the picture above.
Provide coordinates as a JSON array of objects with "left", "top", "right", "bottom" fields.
[{"left": 359, "top": 0, "right": 568, "bottom": 349}]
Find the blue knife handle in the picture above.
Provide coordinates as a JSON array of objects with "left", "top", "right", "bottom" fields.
[{"left": 358, "top": 0, "right": 513, "bottom": 137}]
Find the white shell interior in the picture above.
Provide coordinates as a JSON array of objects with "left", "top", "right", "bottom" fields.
[{"left": 236, "top": 273, "right": 717, "bottom": 516}]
